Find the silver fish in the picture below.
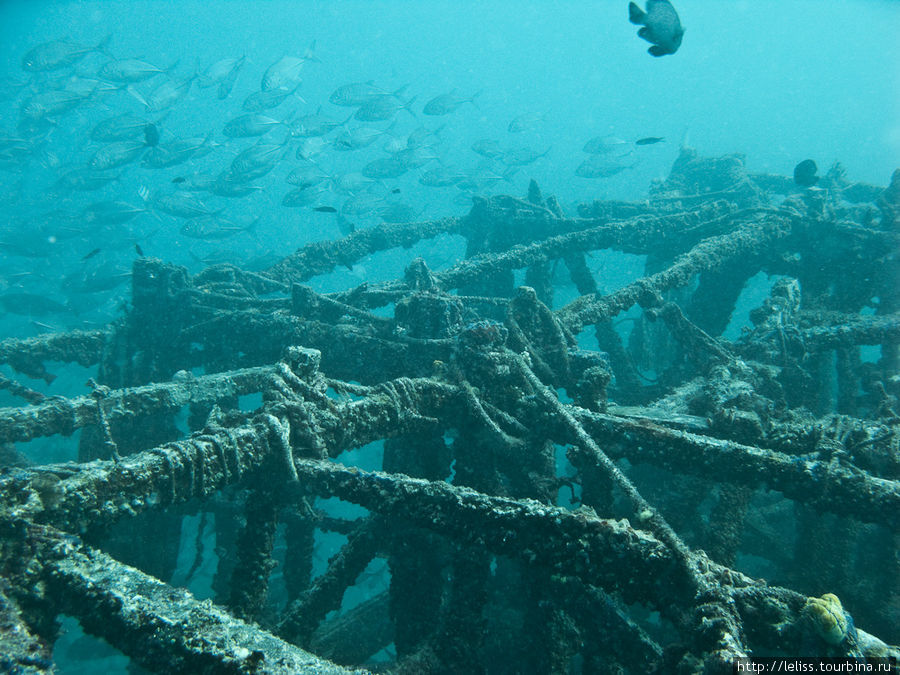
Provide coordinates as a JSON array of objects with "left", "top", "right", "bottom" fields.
[
  {"left": 502, "top": 146, "right": 550, "bottom": 166},
  {"left": 471, "top": 138, "right": 505, "bottom": 159},
  {"left": 91, "top": 113, "right": 152, "bottom": 142},
  {"left": 423, "top": 89, "right": 481, "bottom": 115},
  {"left": 362, "top": 156, "right": 408, "bottom": 179},
  {"left": 355, "top": 94, "right": 417, "bottom": 122},
  {"left": 282, "top": 185, "right": 326, "bottom": 207},
  {"left": 575, "top": 154, "right": 637, "bottom": 178},
  {"left": 508, "top": 112, "right": 547, "bottom": 133},
  {"left": 180, "top": 215, "right": 258, "bottom": 240},
  {"left": 333, "top": 124, "right": 393, "bottom": 151},
  {"left": 331, "top": 172, "right": 377, "bottom": 195},
  {"left": 53, "top": 168, "right": 120, "bottom": 192},
  {"left": 295, "top": 137, "right": 329, "bottom": 160},
  {"left": 329, "top": 81, "right": 390, "bottom": 107},
  {"left": 99, "top": 58, "right": 173, "bottom": 83},
  {"left": 393, "top": 147, "right": 437, "bottom": 170},
  {"left": 211, "top": 172, "right": 265, "bottom": 197},
  {"left": 378, "top": 202, "right": 418, "bottom": 223},
  {"left": 419, "top": 166, "right": 465, "bottom": 188},
  {"left": 292, "top": 108, "right": 346, "bottom": 137},
  {"left": 223, "top": 113, "right": 285, "bottom": 138},
  {"left": 286, "top": 165, "right": 333, "bottom": 188},
  {"left": 130, "top": 75, "right": 196, "bottom": 112},
  {"left": 81, "top": 201, "right": 147, "bottom": 225},
  {"left": 198, "top": 56, "right": 245, "bottom": 88},
  {"left": 341, "top": 192, "right": 386, "bottom": 217},
  {"left": 141, "top": 134, "right": 218, "bottom": 169},
  {"left": 262, "top": 42, "right": 317, "bottom": 90},
  {"left": 64, "top": 267, "right": 131, "bottom": 294},
  {"left": 261, "top": 56, "right": 305, "bottom": 92},
  {"left": 231, "top": 138, "right": 289, "bottom": 178},
  {"left": 22, "top": 35, "right": 110, "bottom": 72},
  {"left": 242, "top": 85, "right": 298, "bottom": 112},
  {"left": 583, "top": 135, "right": 631, "bottom": 155},
  {"left": 151, "top": 191, "right": 219, "bottom": 218},
  {"left": 21, "top": 89, "right": 94, "bottom": 119},
  {"left": 406, "top": 125, "right": 444, "bottom": 149},
  {"left": 89, "top": 140, "right": 147, "bottom": 170},
  {"left": 0, "top": 293, "right": 68, "bottom": 316}
]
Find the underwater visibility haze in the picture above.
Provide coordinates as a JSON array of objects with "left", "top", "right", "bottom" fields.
[{"left": 0, "top": 1, "right": 898, "bottom": 673}]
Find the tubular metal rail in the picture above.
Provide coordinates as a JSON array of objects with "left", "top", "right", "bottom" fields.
[{"left": 1, "top": 149, "right": 898, "bottom": 673}]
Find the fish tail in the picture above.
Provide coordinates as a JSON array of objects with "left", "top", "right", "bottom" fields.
[
  {"left": 303, "top": 40, "right": 322, "bottom": 64},
  {"left": 125, "top": 84, "right": 149, "bottom": 110},
  {"left": 403, "top": 96, "right": 418, "bottom": 118},
  {"left": 95, "top": 33, "right": 114, "bottom": 57}
]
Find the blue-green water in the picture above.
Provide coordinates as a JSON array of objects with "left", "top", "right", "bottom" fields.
[{"left": 1, "top": 1, "right": 897, "bottom": 340}]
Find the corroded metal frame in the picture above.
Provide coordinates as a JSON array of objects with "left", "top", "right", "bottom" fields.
[{"left": 1, "top": 151, "right": 898, "bottom": 673}]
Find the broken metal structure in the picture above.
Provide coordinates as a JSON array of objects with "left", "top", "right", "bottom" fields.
[{"left": 1, "top": 149, "right": 898, "bottom": 673}]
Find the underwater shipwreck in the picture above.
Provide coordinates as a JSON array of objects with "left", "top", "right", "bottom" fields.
[{"left": 0, "top": 149, "right": 898, "bottom": 673}]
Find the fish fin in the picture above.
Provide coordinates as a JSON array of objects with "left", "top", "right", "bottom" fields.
[
  {"left": 95, "top": 33, "right": 114, "bottom": 57},
  {"left": 403, "top": 96, "right": 417, "bottom": 118},
  {"left": 245, "top": 217, "right": 261, "bottom": 241},
  {"left": 469, "top": 90, "right": 483, "bottom": 109},
  {"left": 637, "top": 26, "right": 652, "bottom": 41},
  {"left": 125, "top": 85, "right": 149, "bottom": 109},
  {"left": 628, "top": 2, "right": 646, "bottom": 24},
  {"left": 648, "top": 45, "right": 669, "bottom": 57},
  {"left": 303, "top": 40, "right": 321, "bottom": 64}
]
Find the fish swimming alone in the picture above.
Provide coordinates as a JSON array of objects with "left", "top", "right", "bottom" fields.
[
  {"left": 793, "top": 159, "right": 819, "bottom": 187},
  {"left": 628, "top": 0, "right": 684, "bottom": 57}
]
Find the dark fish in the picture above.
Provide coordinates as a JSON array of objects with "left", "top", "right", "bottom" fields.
[
  {"left": 144, "top": 123, "right": 159, "bottom": 147},
  {"left": 635, "top": 136, "right": 664, "bottom": 145},
  {"left": 313, "top": 205, "right": 338, "bottom": 213},
  {"left": 391, "top": 188, "right": 401, "bottom": 194},
  {"left": 793, "top": 159, "right": 819, "bottom": 187},
  {"left": 172, "top": 176, "right": 185, "bottom": 184},
  {"left": 628, "top": 0, "right": 684, "bottom": 57},
  {"left": 82, "top": 247, "right": 101, "bottom": 261},
  {"left": 135, "top": 243, "right": 144, "bottom": 256}
]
